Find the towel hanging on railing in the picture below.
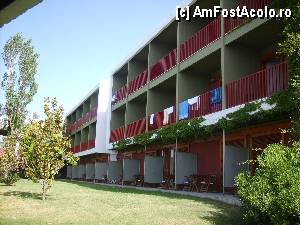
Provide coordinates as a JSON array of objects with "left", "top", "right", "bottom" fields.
[
  {"left": 179, "top": 100, "right": 189, "bottom": 120},
  {"left": 210, "top": 87, "right": 222, "bottom": 104}
]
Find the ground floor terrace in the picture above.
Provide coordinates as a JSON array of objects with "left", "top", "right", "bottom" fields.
[{"left": 67, "top": 120, "right": 290, "bottom": 194}]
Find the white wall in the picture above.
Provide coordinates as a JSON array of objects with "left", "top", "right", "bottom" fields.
[
  {"left": 67, "top": 166, "right": 72, "bottom": 178},
  {"left": 86, "top": 163, "right": 95, "bottom": 180},
  {"left": 224, "top": 145, "right": 248, "bottom": 187},
  {"left": 175, "top": 152, "right": 197, "bottom": 184},
  {"left": 95, "top": 80, "right": 111, "bottom": 154},
  {"left": 144, "top": 156, "right": 163, "bottom": 183},
  {"left": 123, "top": 159, "right": 140, "bottom": 182}
]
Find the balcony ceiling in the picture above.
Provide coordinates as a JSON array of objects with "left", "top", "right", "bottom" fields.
[
  {"left": 185, "top": 50, "right": 221, "bottom": 75},
  {"left": 128, "top": 92, "right": 147, "bottom": 103},
  {"left": 191, "top": 0, "right": 220, "bottom": 11},
  {"left": 233, "top": 19, "right": 284, "bottom": 51},
  {"left": 0, "top": 0, "right": 42, "bottom": 27}
]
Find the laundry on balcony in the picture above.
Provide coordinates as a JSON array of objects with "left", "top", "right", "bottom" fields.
[
  {"left": 112, "top": 94, "right": 117, "bottom": 104},
  {"left": 163, "top": 106, "right": 174, "bottom": 125},
  {"left": 149, "top": 114, "right": 155, "bottom": 125},
  {"left": 179, "top": 100, "right": 189, "bottom": 120},
  {"left": 210, "top": 87, "right": 222, "bottom": 104},
  {"left": 188, "top": 96, "right": 198, "bottom": 105}
]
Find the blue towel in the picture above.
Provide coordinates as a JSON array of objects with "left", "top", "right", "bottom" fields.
[
  {"left": 210, "top": 88, "right": 222, "bottom": 104},
  {"left": 179, "top": 100, "right": 189, "bottom": 120}
]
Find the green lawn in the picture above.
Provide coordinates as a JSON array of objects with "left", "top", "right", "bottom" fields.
[{"left": 0, "top": 179, "right": 242, "bottom": 225}]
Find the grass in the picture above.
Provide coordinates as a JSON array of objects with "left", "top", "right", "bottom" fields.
[{"left": 0, "top": 179, "right": 242, "bottom": 225}]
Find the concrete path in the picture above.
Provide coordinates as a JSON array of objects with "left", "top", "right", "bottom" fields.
[{"left": 69, "top": 180, "right": 241, "bottom": 206}]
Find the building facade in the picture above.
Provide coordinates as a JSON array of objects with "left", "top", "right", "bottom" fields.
[
  {"left": 66, "top": 0, "right": 290, "bottom": 193},
  {"left": 108, "top": 0, "right": 290, "bottom": 193},
  {"left": 65, "top": 80, "right": 117, "bottom": 181}
]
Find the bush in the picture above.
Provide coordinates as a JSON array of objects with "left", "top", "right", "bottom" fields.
[
  {"left": 235, "top": 141, "right": 300, "bottom": 225},
  {"left": 0, "top": 172, "right": 20, "bottom": 186}
]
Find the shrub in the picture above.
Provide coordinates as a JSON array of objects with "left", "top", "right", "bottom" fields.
[
  {"left": 235, "top": 141, "right": 300, "bottom": 225},
  {"left": 0, "top": 172, "right": 20, "bottom": 186}
]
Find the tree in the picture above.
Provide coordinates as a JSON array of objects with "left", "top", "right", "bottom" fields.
[
  {"left": 273, "top": 0, "right": 300, "bottom": 138},
  {"left": 235, "top": 2, "right": 300, "bottom": 224},
  {"left": 20, "top": 98, "right": 78, "bottom": 200},
  {"left": 0, "top": 133, "right": 21, "bottom": 185},
  {"left": 235, "top": 142, "right": 300, "bottom": 225},
  {"left": 1, "top": 33, "right": 39, "bottom": 136}
]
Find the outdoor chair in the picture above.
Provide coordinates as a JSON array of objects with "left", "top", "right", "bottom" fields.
[
  {"left": 161, "top": 175, "right": 175, "bottom": 190},
  {"left": 199, "top": 174, "right": 217, "bottom": 192},
  {"left": 183, "top": 175, "right": 193, "bottom": 191},
  {"left": 100, "top": 175, "right": 108, "bottom": 183},
  {"left": 134, "top": 174, "right": 144, "bottom": 187}
]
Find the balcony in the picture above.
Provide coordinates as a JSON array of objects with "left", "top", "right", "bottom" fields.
[
  {"left": 126, "top": 118, "right": 146, "bottom": 138},
  {"left": 148, "top": 106, "right": 176, "bottom": 131},
  {"left": 128, "top": 70, "right": 148, "bottom": 95},
  {"left": 73, "top": 139, "right": 96, "bottom": 153},
  {"left": 66, "top": 107, "right": 97, "bottom": 133},
  {"left": 150, "top": 49, "right": 177, "bottom": 81},
  {"left": 74, "top": 144, "right": 81, "bottom": 153},
  {"left": 179, "top": 88, "right": 222, "bottom": 120},
  {"left": 180, "top": 17, "right": 221, "bottom": 62},
  {"left": 110, "top": 126, "right": 125, "bottom": 143},
  {"left": 226, "top": 61, "right": 288, "bottom": 108},
  {"left": 112, "top": 85, "right": 127, "bottom": 104},
  {"left": 224, "top": 0, "right": 273, "bottom": 34}
]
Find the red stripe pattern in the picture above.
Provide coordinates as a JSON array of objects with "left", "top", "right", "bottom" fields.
[
  {"left": 113, "top": 85, "right": 127, "bottom": 103},
  {"left": 110, "top": 126, "right": 125, "bottom": 143},
  {"left": 72, "top": 139, "right": 96, "bottom": 153},
  {"left": 128, "top": 70, "right": 148, "bottom": 95},
  {"left": 180, "top": 17, "right": 221, "bottom": 62},
  {"left": 66, "top": 107, "right": 97, "bottom": 133},
  {"left": 224, "top": 0, "right": 273, "bottom": 34},
  {"left": 126, "top": 118, "right": 146, "bottom": 138},
  {"left": 150, "top": 49, "right": 177, "bottom": 81},
  {"left": 226, "top": 61, "right": 288, "bottom": 108}
]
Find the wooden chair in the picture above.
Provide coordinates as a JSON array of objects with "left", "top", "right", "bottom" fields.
[
  {"left": 161, "top": 175, "right": 175, "bottom": 189},
  {"left": 183, "top": 175, "right": 193, "bottom": 191},
  {"left": 134, "top": 174, "right": 144, "bottom": 187},
  {"left": 199, "top": 175, "right": 209, "bottom": 192},
  {"left": 199, "top": 174, "right": 217, "bottom": 192},
  {"left": 208, "top": 174, "right": 217, "bottom": 192}
]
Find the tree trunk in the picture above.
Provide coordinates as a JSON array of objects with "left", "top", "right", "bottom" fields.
[{"left": 42, "top": 180, "right": 47, "bottom": 201}]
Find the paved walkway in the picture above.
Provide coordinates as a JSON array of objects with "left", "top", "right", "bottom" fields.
[{"left": 70, "top": 180, "right": 241, "bottom": 206}]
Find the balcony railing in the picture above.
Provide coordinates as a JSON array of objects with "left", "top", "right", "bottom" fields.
[
  {"left": 180, "top": 17, "right": 221, "bottom": 62},
  {"left": 66, "top": 107, "right": 97, "bottom": 133},
  {"left": 73, "top": 139, "right": 96, "bottom": 153},
  {"left": 112, "top": 85, "right": 127, "bottom": 104},
  {"left": 224, "top": 0, "right": 273, "bottom": 34},
  {"left": 128, "top": 70, "right": 148, "bottom": 95},
  {"left": 88, "top": 139, "right": 96, "bottom": 149},
  {"left": 81, "top": 141, "right": 89, "bottom": 151},
  {"left": 110, "top": 126, "right": 125, "bottom": 143},
  {"left": 150, "top": 49, "right": 177, "bottom": 81},
  {"left": 179, "top": 88, "right": 222, "bottom": 120},
  {"left": 74, "top": 144, "right": 81, "bottom": 153},
  {"left": 126, "top": 118, "right": 146, "bottom": 138},
  {"left": 148, "top": 106, "right": 176, "bottom": 131},
  {"left": 226, "top": 61, "right": 288, "bottom": 108}
]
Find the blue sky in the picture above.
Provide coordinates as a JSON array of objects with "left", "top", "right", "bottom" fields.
[{"left": 0, "top": 0, "right": 183, "bottom": 117}]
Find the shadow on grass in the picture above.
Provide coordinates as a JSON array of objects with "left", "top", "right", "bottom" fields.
[
  {"left": 59, "top": 179, "right": 243, "bottom": 225},
  {"left": 200, "top": 210, "right": 243, "bottom": 225},
  {"left": 2, "top": 191, "right": 42, "bottom": 200}
]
